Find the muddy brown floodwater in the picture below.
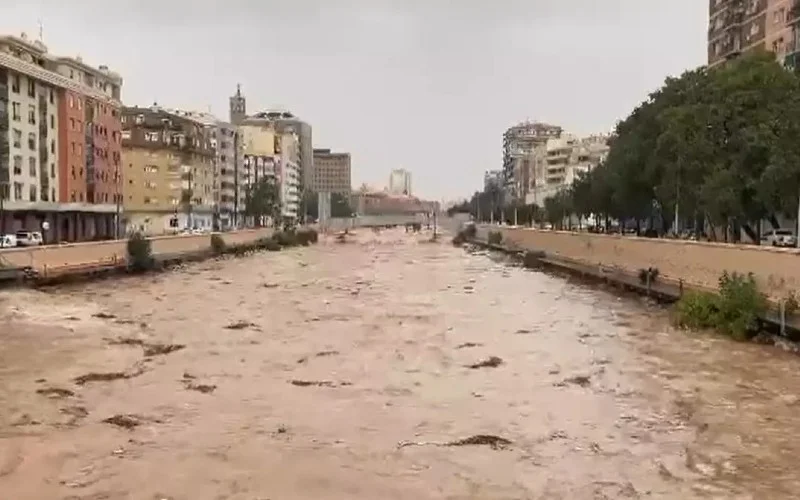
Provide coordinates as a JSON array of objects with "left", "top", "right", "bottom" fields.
[{"left": 2, "top": 229, "right": 800, "bottom": 499}]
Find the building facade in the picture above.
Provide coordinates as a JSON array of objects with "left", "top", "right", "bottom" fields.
[
  {"left": 312, "top": 148, "right": 351, "bottom": 194},
  {"left": 707, "top": 0, "right": 797, "bottom": 67},
  {"left": 388, "top": 168, "right": 412, "bottom": 195},
  {"left": 238, "top": 119, "right": 301, "bottom": 223},
  {"left": 0, "top": 33, "right": 122, "bottom": 241},
  {"left": 228, "top": 86, "right": 313, "bottom": 193},
  {"left": 120, "top": 105, "right": 215, "bottom": 235},
  {"left": 502, "top": 121, "right": 562, "bottom": 203},
  {"left": 525, "top": 133, "right": 609, "bottom": 206}
]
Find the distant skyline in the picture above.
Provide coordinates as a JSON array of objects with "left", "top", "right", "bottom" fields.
[{"left": 0, "top": 0, "right": 708, "bottom": 198}]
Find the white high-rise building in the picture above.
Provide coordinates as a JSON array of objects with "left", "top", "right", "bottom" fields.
[{"left": 388, "top": 168, "right": 412, "bottom": 195}]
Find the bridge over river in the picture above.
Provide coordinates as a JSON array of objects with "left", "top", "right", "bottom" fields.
[{"left": 1, "top": 227, "right": 799, "bottom": 498}]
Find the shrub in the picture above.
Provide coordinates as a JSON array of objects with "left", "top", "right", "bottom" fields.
[
  {"left": 637, "top": 267, "right": 660, "bottom": 284},
  {"left": 126, "top": 232, "right": 154, "bottom": 272},
  {"left": 210, "top": 234, "right": 226, "bottom": 256},
  {"left": 784, "top": 291, "right": 799, "bottom": 316},
  {"left": 673, "top": 291, "right": 719, "bottom": 331},
  {"left": 296, "top": 228, "right": 318, "bottom": 246},
  {"left": 673, "top": 271, "right": 767, "bottom": 341},
  {"left": 272, "top": 230, "right": 298, "bottom": 247},
  {"left": 522, "top": 250, "right": 546, "bottom": 269},
  {"left": 487, "top": 231, "right": 503, "bottom": 245},
  {"left": 264, "top": 239, "right": 281, "bottom": 251},
  {"left": 463, "top": 224, "right": 477, "bottom": 239}
]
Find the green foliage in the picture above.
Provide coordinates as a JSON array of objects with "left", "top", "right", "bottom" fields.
[
  {"left": 524, "top": 52, "right": 800, "bottom": 239},
  {"left": 244, "top": 178, "right": 281, "bottom": 226},
  {"left": 487, "top": 231, "right": 503, "bottom": 245},
  {"left": 210, "top": 234, "right": 226, "bottom": 256},
  {"left": 331, "top": 192, "right": 354, "bottom": 218},
  {"left": 637, "top": 267, "right": 660, "bottom": 284},
  {"left": 673, "top": 271, "right": 768, "bottom": 340},
  {"left": 784, "top": 291, "right": 799, "bottom": 316},
  {"left": 126, "top": 232, "right": 154, "bottom": 272},
  {"left": 272, "top": 230, "right": 298, "bottom": 247},
  {"left": 296, "top": 228, "right": 318, "bottom": 246},
  {"left": 451, "top": 223, "right": 477, "bottom": 246}
]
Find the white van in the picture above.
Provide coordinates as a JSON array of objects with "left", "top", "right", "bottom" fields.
[{"left": 15, "top": 231, "right": 43, "bottom": 247}]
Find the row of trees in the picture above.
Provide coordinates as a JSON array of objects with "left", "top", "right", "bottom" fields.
[{"left": 452, "top": 52, "right": 800, "bottom": 242}]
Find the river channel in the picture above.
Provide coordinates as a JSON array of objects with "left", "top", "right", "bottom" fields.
[{"left": 1, "top": 228, "right": 800, "bottom": 499}]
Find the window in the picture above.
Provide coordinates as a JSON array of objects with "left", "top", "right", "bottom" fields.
[
  {"left": 28, "top": 104, "right": 35, "bottom": 124},
  {"left": 27, "top": 78, "right": 35, "bottom": 97},
  {"left": 50, "top": 139, "right": 55, "bottom": 154},
  {"left": 29, "top": 184, "right": 36, "bottom": 202},
  {"left": 11, "top": 74, "right": 19, "bottom": 93},
  {"left": 12, "top": 129, "right": 21, "bottom": 148},
  {"left": 12, "top": 155, "right": 22, "bottom": 175},
  {"left": 50, "top": 163, "right": 55, "bottom": 178},
  {"left": 70, "top": 118, "right": 75, "bottom": 130},
  {"left": 121, "top": 130, "right": 131, "bottom": 140},
  {"left": 51, "top": 188, "right": 55, "bottom": 202},
  {"left": 29, "top": 157, "right": 36, "bottom": 177},
  {"left": 76, "top": 98, "right": 82, "bottom": 110},
  {"left": 135, "top": 114, "right": 144, "bottom": 124},
  {"left": 68, "top": 95, "right": 74, "bottom": 108},
  {"left": 145, "top": 181, "right": 157, "bottom": 189},
  {"left": 144, "top": 165, "right": 158, "bottom": 173},
  {"left": 50, "top": 114, "right": 54, "bottom": 129},
  {"left": 49, "top": 89, "right": 54, "bottom": 104},
  {"left": 13, "top": 182, "right": 22, "bottom": 201},
  {"left": 144, "top": 131, "right": 159, "bottom": 142},
  {"left": 28, "top": 133, "right": 35, "bottom": 150},
  {"left": 11, "top": 102, "right": 20, "bottom": 121},
  {"left": 40, "top": 186, "right": 48, "bottom": 202}
]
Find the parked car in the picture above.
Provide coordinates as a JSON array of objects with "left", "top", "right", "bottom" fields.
[
  {"left": 761, "top": 229, "right": 797, "bottom": 247},
  {"left": 15, "top": 231, "right": 43, "bottom": 247},
  {"left": 0, "top": 234, "right": 17, "bottom": 248}
]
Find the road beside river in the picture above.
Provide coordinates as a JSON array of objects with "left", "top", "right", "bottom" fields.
[{"left": 2, "top": 228, "right": 800, "bottom": 499}]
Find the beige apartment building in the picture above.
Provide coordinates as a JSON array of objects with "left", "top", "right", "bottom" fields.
[
  {"left": 120, "top": 105, "right": 215, "bottom": 234},
  {"left": 707, "top": 0, "right": 797, "bottom": 67},
  {"left": 525, "top": 134, "right": 609, "bottom": 206},
  {"left": 312, "top": 148, "right": 351, "bottom": 194}
]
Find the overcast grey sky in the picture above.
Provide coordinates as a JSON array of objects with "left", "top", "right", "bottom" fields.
[{"left": 1, "top": 1, "right": 707, "bottom": 199}]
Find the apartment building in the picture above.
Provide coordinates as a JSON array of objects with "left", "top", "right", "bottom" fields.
[
  {"left": 169, "top": 111, "right": 239, "bottom": 230},
  {"left": 312, "top": 148, "right": 351, "bottom": 194},
  {"left": 0, "top": 32, "right": 122, "bottom": 241},
  {"left": 526, "top": 133, "right": 609, "bottom": 206},
  {"left": 238, "top": 118, "right": 301, "bottom": 223},
  {"left": 120, "top": 105, "right": 215, "bottom": 235},
  {"left": 388, "top": 168, "right": 412, "bottom": 195},
  {"left": 502, "top": 121, "right": 562, "bottom": 202},
  {"left": 229, "top": 86, "right": 313, "bottom": 192},
  {"left": 707, "top": 0, "right": 797, "bottom": 66}
]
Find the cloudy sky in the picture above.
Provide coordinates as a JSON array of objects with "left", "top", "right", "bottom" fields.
[{"left": 1, "top": 1, "right": 707, "bottom": 200}]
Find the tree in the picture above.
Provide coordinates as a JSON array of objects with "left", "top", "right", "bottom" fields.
[
  {"left": 244, "top": 178, "right": 280, "bottom": 227},
  {"left": 303, "top": 190, "right": 319, "bottom": 220},
  {"left": 331, "top": 192, "right": 354, "bottom": 218},
  {"left": 561, "top": 51, "right": 800, "bottom": 241}
]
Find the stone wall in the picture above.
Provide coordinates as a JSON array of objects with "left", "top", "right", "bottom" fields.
[
  {"left": 0, "top": 229, "right": 275, "bottom": 274},
  {"left": 490, "top": 226, "right": 800, "bottom": 300}
]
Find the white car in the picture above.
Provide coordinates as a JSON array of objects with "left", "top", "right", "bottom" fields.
[
  {"left": 15, "top": 231, "right": 43, "bottom": 247},
  {"left": 0, "top": 234, "right": 17, "bottom": 248},
  {"left": 761, "top": 229, "right": 796, "bottom": 247}
]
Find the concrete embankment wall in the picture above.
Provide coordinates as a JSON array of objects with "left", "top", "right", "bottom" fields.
[
  {"left": 0, "top": 229, "right": 274, "bottom": 274},
  {"left": 486, "top": 226, "right": 800, "bottom": 301}
]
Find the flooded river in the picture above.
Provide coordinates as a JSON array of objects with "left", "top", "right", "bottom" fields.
[{"left": 2, "top": 228, "right": 800, "bottom": 499}]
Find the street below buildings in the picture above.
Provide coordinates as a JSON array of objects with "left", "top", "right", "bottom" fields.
[{"left": 2, "top": 229, "right": 800, "bottom": 499}]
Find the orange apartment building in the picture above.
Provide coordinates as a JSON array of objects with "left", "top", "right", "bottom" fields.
[{"left": 0, "top": 33, "right": 122, "bottom": 242}]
